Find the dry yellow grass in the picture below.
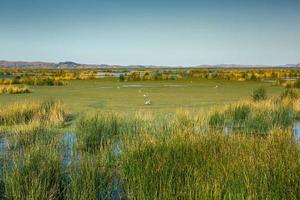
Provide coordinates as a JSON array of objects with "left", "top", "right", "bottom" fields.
[{"left": 0, "top": 85, "right": 31, "bottom": 94}]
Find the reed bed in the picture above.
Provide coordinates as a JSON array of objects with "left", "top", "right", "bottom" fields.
[
  {"left": 0, "top": 85, "right": 30, "bottom": 94},
  {"left": 7, "top": 122, "right": 59, "bottom": 150},
  {"left": 69, "top": 152, "right": 113, "bottom": 200},
  {"left": 0, "top": 95, "right": 300, "bottom": 199},
  {"left": 208, "top": 98, "right": 299, "bottom": 134},
  {"left": 0, "top": 77, "right": 66, "bottom": 86},
  {"left": 0, "top": 100, "right": 68, "bottom": 127},
  {"left": 3, "top": 142, "right": 68, "bottom": 199},
  {"left": 120, "top": 131, "right": 300, "bottom": 200}
]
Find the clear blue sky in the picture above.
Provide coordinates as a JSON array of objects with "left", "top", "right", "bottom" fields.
[{"left": 0, "top": 0, "right": 299, "bottom": 66}]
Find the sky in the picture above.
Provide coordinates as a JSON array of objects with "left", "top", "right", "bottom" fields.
[{"left": 0, "top": 0, "right": 299, "bottom": 66}]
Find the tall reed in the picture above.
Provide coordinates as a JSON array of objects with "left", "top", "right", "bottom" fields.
[
  {"left": 3, "top": 142, "right": 67, "bottom": 199},
  {"left": 120, "top": 131, "right": 300, "bottom": 200},
  {"left": 208, "top": 99, "right": 298, "bottom": 134},
  {"left": 0, "top": 100, "right": 68, "bottom": 127}
]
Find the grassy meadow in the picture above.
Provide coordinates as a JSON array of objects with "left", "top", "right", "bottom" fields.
[
  {"left": 0, "top": 78, "right": 283, "bottom": 113},
  {"left": 0, "top": 70, "right": 299, "bottom": 199}
]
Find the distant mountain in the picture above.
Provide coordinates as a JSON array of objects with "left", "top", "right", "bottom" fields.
[
  {"left": 57, "top": 61, "right": 81, "bottom": 68},
  {"left": 192, "top": 63, "right": 300, "bottom": 69},
  {"left": 0, "top": 60, "right": 101, "bottom": 69},
  {"left": 0, "top": 60, "right": 56, "bottom": 68},
  {"left": 0, "top": 60, "right": 299, "bottom": 69},
  {"left": 0, "top": 60, "right": 149, "bottom": 69},
  {"left": 279, "top": 63, "right": 300, "bottom": 68}
]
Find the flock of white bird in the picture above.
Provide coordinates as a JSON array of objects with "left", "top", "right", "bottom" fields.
[{"left": 115, "top": 84, "right": 219, "bottom": 106}]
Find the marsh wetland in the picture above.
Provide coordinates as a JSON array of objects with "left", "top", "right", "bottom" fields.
[{"left": 0, "top": 68, "right": 300, "bottom": 199}]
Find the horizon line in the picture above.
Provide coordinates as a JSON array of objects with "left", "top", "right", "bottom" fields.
[{"left": 0, "top": 59, "right": 299, "bottom": 67}]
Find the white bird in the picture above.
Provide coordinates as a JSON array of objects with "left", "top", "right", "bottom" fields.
[
  {"left": 143, "top": 94, "right": 147, "bottom": 97},
  {"left": 215, "top": 85, "right": 218, "bottom": 88},
  {"left": 144, "top": 100, "right": 151, "bottom": 105}
]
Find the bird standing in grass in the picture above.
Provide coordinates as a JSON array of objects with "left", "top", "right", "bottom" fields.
[{"left": 144, "top": 99, "right": 151, "bottom": 105}]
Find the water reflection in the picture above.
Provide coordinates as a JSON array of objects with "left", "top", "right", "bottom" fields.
[{"left": 62, "top": 132, "right": 76, "bottom": 167}]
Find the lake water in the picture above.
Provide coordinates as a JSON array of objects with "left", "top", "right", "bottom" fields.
[
  {"left": 0, "top": 74, "right": 15, "bottom": 79},
  {"left": 293, "top": 124, "right": 300, "bottom": 140},
  {"left": 96, "top": 72, "right": 126, "bottom": 78}
]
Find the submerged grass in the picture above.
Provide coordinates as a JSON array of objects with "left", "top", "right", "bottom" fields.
[
  {"left": 76, "top": 112, "right": 143, "bottom": 153},
  {"left": 208, "top": 98, "right": 299, "bottom": 134},
  {"left": 7, "top": 122, "right": 59, "bottom": 150},
  {"left": 3, "top": 143, "right": 68, "bottom": 200}
]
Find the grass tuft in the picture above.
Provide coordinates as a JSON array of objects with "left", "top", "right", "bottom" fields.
[{"left": 0, "top": 85, "right": 31, "bottom": 94}]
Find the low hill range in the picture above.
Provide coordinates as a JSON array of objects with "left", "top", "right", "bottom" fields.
[{"left": 0, "top": 60, "right": 299, "bottom": 69}]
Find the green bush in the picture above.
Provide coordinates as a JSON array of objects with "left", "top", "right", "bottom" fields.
[
  {"left": 251, "top": 87, "right": 267, "bottom": 101},
  {"left": 119, "top": 74, "right": 125, "bottom": 82},
  {"left": 208, "top": 111, "right": 225, "bottom": 127}
]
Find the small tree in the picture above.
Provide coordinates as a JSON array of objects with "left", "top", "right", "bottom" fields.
[
  {"left": 119, "top": 74, "right": 125, "bottom": 82},
  {"left": 251, "top": 87, "right": 267, "bottom": 101}
]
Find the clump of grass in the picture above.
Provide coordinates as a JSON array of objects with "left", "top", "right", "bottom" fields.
[
  {"left": 7, "top": 122, "right": 58, "bottom": 150},
  {"left": 69, "top": 153, "right": 113, "bottom": 199},
  {"left": 251, "top": 87, "right": 267, "bottom": 101},
  {"left": 76, "top": 113, "right": 123, "bottom": 152},
  {"left": 208, "top": 110, "right": 225, "bottom": 127},
  {"left": 280, "top": 88, "right": 300, "bottom": 100},
  {"left": 208, "top": 99, "right": 297, "bottom": 134},
  {"left": 22, "top": 77, "right": 66, "bottom": 86},
  {"left": 121, "top": 132, "right": 300, "bottom": 199},
  {"left": 286, "top": 79, "right": 300, "bottom": 88},
  {"left": 3, "top": 143, "right": 67, "bottom": 199},
  {"left": 0, "top": 100, "right": 68, "bottom": 127},
  {"left": 174, "top": 109, "right": 194, "bottom": 130},
  {"left": 0, "top": 77, "right": 66, "bottom": 86},
  {"left": 76, "top": 112, "right": 144, "bottom": 153},
  {"left": 224, "top": 104, "right": 251, "bottom": 125},
  {"left": 0, "top": 85, "right": 31, "bottom": 94}
]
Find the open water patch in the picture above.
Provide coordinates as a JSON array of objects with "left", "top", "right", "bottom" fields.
[
  {"left": 122, "top": 85, "right": 144, "bottom": 88},
  {"left": 61, "top": 132, "right": 77, "bottom": 167},
  {"left": 164, "top": 84, "right": 188, "bottom": 87},
  {"left": 293, "top": 124, "right": 300, "bottom": 141},
  {"left": 0, "top": 137, "right": 8, "bottom": 159}
]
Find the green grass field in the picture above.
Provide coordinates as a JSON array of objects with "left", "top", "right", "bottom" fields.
[{"left": 0, "top": 79, "right": 283, "bottom": 113}]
